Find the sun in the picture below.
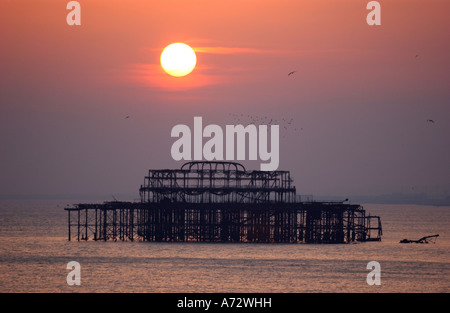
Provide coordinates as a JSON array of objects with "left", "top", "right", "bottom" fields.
[{"left": 160, "top": 43, "right": 197, "bottom": 77}]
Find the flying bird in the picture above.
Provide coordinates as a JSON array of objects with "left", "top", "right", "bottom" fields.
[
  {"left": 427, "top": 119, "right": 435, "bottom": 123},
  {"left": 125, "top": 116, "right": 130, "bottom": 119},
  {"left": 288, "top": 71, "right": 297, "bottom": 76}
]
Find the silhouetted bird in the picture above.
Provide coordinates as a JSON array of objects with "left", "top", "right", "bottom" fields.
[
  {"left": 288, "top": 71, "right": 297, "bottom": 76},
  {"left": 427, "top": 119, "right": 435, "bottom": 123},
  {"left": 125, "top": 116, "right": 130, "bottom": 119}
]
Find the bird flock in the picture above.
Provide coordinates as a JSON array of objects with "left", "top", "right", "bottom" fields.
[
  {"left": 228, "top": 113, "right": 303, "bottom": 139},
  {"left": 123, "top": 65, "right": 435, "bottom": 133},
  {"left": 225, "top": 70, "right": 304, "bottom": 138}
]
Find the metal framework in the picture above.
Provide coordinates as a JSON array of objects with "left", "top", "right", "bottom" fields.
[
  {"left": 65, "top": 161, "right": 382, "bottom": 243},
  {"left": 139, "top": 161, "right": 296, "bottom": 204}
]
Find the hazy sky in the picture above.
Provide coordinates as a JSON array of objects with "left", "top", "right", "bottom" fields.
[{"left": 1, "top": 0, "right": 449, "bottom": 199}]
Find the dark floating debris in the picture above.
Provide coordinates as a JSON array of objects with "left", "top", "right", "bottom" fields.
[{"left": 400, "top": 234, "right": 439, "bottom": 244}]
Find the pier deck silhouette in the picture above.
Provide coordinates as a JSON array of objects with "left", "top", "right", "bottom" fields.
[{"left": 65, "top": 161, "right": 382, "bottom": 243}]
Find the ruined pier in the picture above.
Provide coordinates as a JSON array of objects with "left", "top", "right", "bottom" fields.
[{"left": 65, "top": 161, "right": 382, "bottom": 243}]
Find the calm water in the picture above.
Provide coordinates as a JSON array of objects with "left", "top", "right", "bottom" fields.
[{"left": 0, "top": 200, "right": 449, "bottom": 293}]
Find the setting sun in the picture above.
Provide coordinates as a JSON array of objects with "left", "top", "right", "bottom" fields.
[{"left": 160, "top": 43, "right": 197, "bottom": 77}]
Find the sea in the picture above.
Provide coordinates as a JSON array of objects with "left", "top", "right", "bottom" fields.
[{"left": 0, "top": 199, "right": 449, "bottom": 293}]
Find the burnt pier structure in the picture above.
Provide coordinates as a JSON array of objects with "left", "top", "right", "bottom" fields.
[{"left": 65, "top": 161, "right": 382, "bottom": 243}]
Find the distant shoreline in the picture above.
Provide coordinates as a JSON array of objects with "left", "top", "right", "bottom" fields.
[{"left": 1, "top": 193, "right": 449, "bottom": 206}]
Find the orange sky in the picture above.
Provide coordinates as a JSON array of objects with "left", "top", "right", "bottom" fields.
[
  {"left": 1, "top": 0, "right": 449, "bottom": 199},
  {"left": 2, "top": 1, "right": 448, "bottom": 102}
]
